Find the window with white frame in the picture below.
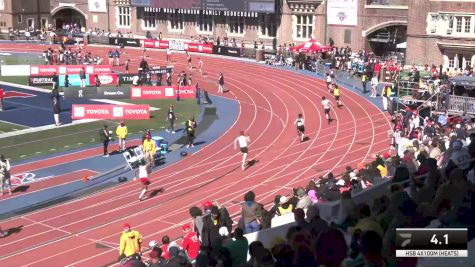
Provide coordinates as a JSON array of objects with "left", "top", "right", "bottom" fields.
[
  {"left": 143, "top": 9, "right": 158, "bottom": 29},
  {"left": 295, "top": 15, "right": 313, "bottom": 39},
  {"left": 117, "top": 7, "right": 131, "bottom": 27},
  {"left": 448, "top": 56, "right": 455, "bottom": 68},
  {"left": 198, "top": 14, "right": 213, "bottom": 32},
  {"left": 228, "top": 16, "right": 244, "bottom": 35},
  {"left": 456, "top": 16, "right": 462, "bottom": 32},
  {"left": 465, "top": 16, "right": 471, "bottom": 33},
  {"left": 169, "top": 12, "right": 184, "bottom": 30},
  {"left": 430, "top": 14, "right": 438, "bottom": 33},
  {"left": 259, "top": 14, "right": 276, "bottom": 37}
]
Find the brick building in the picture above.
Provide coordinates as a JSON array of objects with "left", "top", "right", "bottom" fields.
[{"left": 0, "top": 0, "right": 473, "bottom": 69}]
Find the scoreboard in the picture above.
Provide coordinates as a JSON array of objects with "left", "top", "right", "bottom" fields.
[{"left": 396, "top": 228, "right": 468, "bottom": 258}]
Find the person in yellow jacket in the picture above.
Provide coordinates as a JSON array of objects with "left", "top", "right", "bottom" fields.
[
  {"left": 333, "top": 84, "right": 342, "bottom": 108},
  {"left": 143, "top": 134, "right": 156, "bottom": 167},
  {"left": 119, "top": 223, "right": 142, "bottom": 261},
  {"left": 116, "top": 121, "right": 128, "bottom": 152}
]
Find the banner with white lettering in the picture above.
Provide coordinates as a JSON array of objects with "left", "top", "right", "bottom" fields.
[
  {"left": 28, "top": 76, "right": 55, "bottom": 86},
  {"left": 140, "top": 39, "right": 169, "bottom": 49},
  {"left": 185, "top": 43, "right": 213, "bottom": 54},
  {"left": 130, "top": 86, "right": 196, "bottom": 99},
  {"left": 72, "top": 104, "right": 150, "bottom": 120},
  {"left": 63, "top": 87, "right": 129, "bottom": 99},
  {"left": 30, "top": 65, "right": 113, "bottom": 76}
]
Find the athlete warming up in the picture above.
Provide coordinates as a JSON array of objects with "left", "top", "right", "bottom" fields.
[
  {"left": 135, "top": 160, "right": 151, "bottom": 201},
  {"left": 321, "top": 96, "right": 333, "bottom": 125},
  {"left": 234, "top": 131, "right": 251, "bottom": 170},
  {"left": 295, "top": 114, "right": 305, "bottom": 142}
]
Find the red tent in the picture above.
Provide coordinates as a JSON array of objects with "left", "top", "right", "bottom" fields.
[{"left": 290, "top": 39, "right": 332, "bottom": 53}]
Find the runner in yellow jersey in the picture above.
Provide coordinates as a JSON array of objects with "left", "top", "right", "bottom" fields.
[{"left": 333, "top": 84, "right": 342, "bottom": 108}]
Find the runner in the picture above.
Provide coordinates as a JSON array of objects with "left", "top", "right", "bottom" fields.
[
  {"left": 0, "top": 155, "right": 12, "bottom": 196},
  {"left": 234, "top": 131, "right": 251, "bottom": 170},
  {"left": 125, "top": 59, "right": 130, "bottom": 74},
  {"left": 326, "top": 73, "right": 332, "bottom": 92},
  {"left": 116, "top": 121, "right": 128, "bottom": 152},
  {"left": 185, "top": 116, "right": 197, "bottom": 148},
  {"left": 166, "top": 48, "right": 172, "bottom": 62},
  {"left": 321, "top": 96, "right": 333, "bottom": 125},
  {"left": 186, "top": 51, "right": 192, "bottom": 70},
  {"left": 0, "top": 226, "right": 7, "bottom": 237},
  {"left": 198, "top": 58, "right": 203, "bottom": 76},
  {"left": 294, "top": 114, "right": 305, "bottom": 142},
  {"left": 135, "top": 160, "right": 151, "bottom": 201},
  {"left": 333, "top": 84, "right": 342, "bottom": 108}
]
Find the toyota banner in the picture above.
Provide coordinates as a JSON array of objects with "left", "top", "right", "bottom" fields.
[
  {"left": 185, "top": 43, "right": 213, "bottom": 54},
  {"left": 72, "top": 104, "right": 150, "bottom": 120},
  {"left": 130, "top": 86, "right": 196, "bottom": 99},
  {"left": 140, "top": 39, "right": 169, "bottom": 49},
  {"left": 30, "top": 65, "right": 113, "bottom": 76}
]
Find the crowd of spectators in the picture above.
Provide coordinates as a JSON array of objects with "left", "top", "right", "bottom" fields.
[{"left": 41, "top": 46, "right": 104, "bottom": 65}]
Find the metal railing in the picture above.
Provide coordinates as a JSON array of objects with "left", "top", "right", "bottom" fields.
[{"left": 448, "top": 95, "right": 475, "bottom": 114}]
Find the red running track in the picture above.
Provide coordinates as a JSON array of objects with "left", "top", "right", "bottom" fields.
[{"left": 0, "top": 43, "right": 391, "bottom": 267}]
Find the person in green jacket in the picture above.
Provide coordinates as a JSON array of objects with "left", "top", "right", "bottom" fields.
[{"left": 223, "top": 228, "right": 248, "bottom": 267}]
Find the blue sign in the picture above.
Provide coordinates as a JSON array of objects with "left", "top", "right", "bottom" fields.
[{"left": 131, "top": 0, "right": 151, "bottom": 6}]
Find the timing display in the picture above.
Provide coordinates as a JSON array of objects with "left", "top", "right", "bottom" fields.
[{"left": 396, "top": 228, "right": 468, "bottom": 257}]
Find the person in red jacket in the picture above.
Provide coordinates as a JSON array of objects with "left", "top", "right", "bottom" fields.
[
  {"left": 160, "top": 235, "right": 172, "bottom": 260},
  {"left": 0, "top": 87, "right": 4, "bottom": 111},
  {"left": 181, "top": 224, "right": 200, "bottom": 262}
]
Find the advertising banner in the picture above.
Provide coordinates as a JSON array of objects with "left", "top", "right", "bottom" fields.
[
  {"left": 30, "top": 65, "right": 58, "bottom": 76},
  {"left": 140, "top": 39, "right": 169, "bottom": 49},
  {"left": 88, "top": 0, "right": 107, "bottom": 12},
  {"left": 72, "top": 104, "right": 150, "bottom": 120},
  {"left": 213, "top": 46, "right": 241, "bottom": 57},
  {"left": 85, "top": 65, "right": 113, "bottom": 75},
  {"left": 97, "top": 87, "right": 131, "bottom": 99},
  {"left": 148, "top": 67, "right": 173, "bottom": 75},
  {"left": 88, "top": 73, "right": 119, "bottom": 86},
  {"left": 185, "top": 43, "right": 213, "bottom": 54},
  {"left": 109, "top": 37, "right": 141, "bottom": 47},
  {"left": 169, "top": 40, "right": 185, "bottom": 51},
  {"left": 28, "top": 76, "right": 55, "bottom": 86},
  {"left": 63, "top": 87, "right": 130, "bottom": 99},
  {"left": 59, "top": 74, "right": 91, "bottom": 87},
  {"left": 63, "top": 87, "right": 99, "bottom": 99},
  {"left": 30, "top": 65, "right": 112, "bottom": 76},
  {"left": 118, "top": 74, "right": 136, "bottom": 85},
  {"left": 130, "top": 86, "right": 196, "bottom": 99},
  {"left": 327, "top": 0, "right": 358, "bottom": 26}
]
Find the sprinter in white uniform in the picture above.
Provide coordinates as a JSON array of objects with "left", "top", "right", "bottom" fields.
[
  {"left": 295, "top": 113, "right": 305, "bottom": 142},
  {"left": 234, "top": 131, "right": 251, "bottom": 170}
]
